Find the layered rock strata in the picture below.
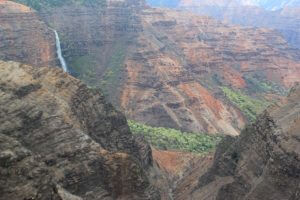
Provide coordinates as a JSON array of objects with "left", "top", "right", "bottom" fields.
[
  {"left": 120, "top": 8, "right": 300, "bottom": 134},
  {"left": 2, "top": 0, "right": 300, "bottom": 135},
  {"left": 0, "top": 0, "right": 56, "bottom": 67},
  {"left": 176, "top": 85, "right": 300, "bottom": 199},
  {"left": 0, "top": 60, "right": 160, "bottom": 200}
]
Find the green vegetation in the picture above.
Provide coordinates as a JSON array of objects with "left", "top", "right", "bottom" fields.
[
  {"left": 221, "top": 87, "right": 268, "bottom": 121},
  {"left": 68, "top": 55, "right": 101, "bottom": 87},
  {"left": 128, "top": 120, "right": 222, "bottom": 153},
  {"left": 69, "top": 40, "right": 126, "bottom": 103},
  {"left": 100, "top": 42, "right": 126, "bottom": 97},
  {"left": 250, "top": 77, "right": 273, "bottom": 91},
  {"left": 244, "top": 75, "right": 287, "bottom": 95},
  {"left": 13, "top": 0, "right": 106, "bottom": 10}
]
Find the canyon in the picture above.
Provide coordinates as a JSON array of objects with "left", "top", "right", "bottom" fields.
[
  {"left": 121, "top": 8, "right": 300, "bottom": 135},
  {"left": 3, "top": 0, "right": 299, "bottom": 135},
  {"left": 0, "top": 0, "right": 300, "bottom": 199},
  {"left": 0, "top": 60, "right": 299, "bottom": 199}
]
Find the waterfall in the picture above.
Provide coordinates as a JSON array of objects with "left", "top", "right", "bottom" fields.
[{"left": 53, "top": 30, "right": 68, "bottom": 72}]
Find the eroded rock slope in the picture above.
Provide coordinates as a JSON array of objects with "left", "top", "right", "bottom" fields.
[
  {"left": 0, "top": 0, "right": 56, "bottom": 67},
  {"left": 121, "top": 8, "right": 300, "bottom": 135},
  {"left": 0, "top": 60, "right": 160, "bottom": 200},
  {"left": 176, "top": 85, "right": 300, "bottom": 200}
]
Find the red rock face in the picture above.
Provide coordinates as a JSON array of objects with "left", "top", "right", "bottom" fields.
[
  {"left": 152, "top": 149, "right": 214, "bottom": 200},
  {"left": 0, "top": 0, "right": 56, "bottom": 67},
  {"left": 39, "top": 3, "right": 300, "bottom": 135},
  {"left": 120, "top": 8, "right": 300, "bottom": 135},
  {"left": 152, "top": 149, "right": 205, "bottom": 178},
  {"left": 2, "top": 0, "right": 300, "bottom": 136}
]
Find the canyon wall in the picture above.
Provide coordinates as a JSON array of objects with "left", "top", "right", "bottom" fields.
[
  {"left": 0, "top": 0, "right": 56, "bottom": 67},
  {"left": 38, "top": 0, "right": 145, "bottom": 106},
  {"left": 0, "top": 60, "right": 161, "bottom": 200},
  {"left": 174, "top": 85, "right": 300, "bottom": 200},
  {"left": 2, "top": 0, "right": 300, "bottom": 135},
  {"left": 42, "top": 3, "right": 300, "bottom": 135},
  {"left": 120, "top": 8, "right": 300, "bottom": 135}
]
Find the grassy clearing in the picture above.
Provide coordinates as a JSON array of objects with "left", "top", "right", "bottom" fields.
[{"left": 128, "top": 120, "right": 222, "bottom": 153}]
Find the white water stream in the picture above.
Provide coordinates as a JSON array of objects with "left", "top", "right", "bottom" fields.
[{"left": 53, "top": 30, "right": 68, "bottom": 72}]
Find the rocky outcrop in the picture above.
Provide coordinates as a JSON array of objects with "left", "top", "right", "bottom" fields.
[
  {"left": 0, "top": 0, "right": 56, "bottom": 67},
  {"left": 177, "top": 85, "right": 300, "bottom": 200},
  {"left": 0, "top": 60, "right": 160, "bottom": 200}
]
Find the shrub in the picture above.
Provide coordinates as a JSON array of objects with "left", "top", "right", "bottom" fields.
[
  {"left": 128, "top": 120, "right": 222, "bottom": 153},
  {"left": 221, "top": 87, "right": 268, "bottom": 121}
]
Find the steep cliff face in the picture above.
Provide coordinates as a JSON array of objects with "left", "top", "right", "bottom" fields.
[
  {"left": 0, "top": 0, "right": 56, "bottom": 67},
  {"left": 120, "top": 8, "right": 300, "bottom": 135},
  {"left": 177, "top": 85, "right": 300, "bottom": 200},
  {"left": 38, "top": 0, "right": 145, "bottom": 105},
  {"left": 44, "top": 2, "right": 300, "bottom": 135},
  {"left": 3, "top": 0, "right": 300, "bottom": 136},
  {"left": 0, "top": 60, "right": 160, "bottom": 200}
]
